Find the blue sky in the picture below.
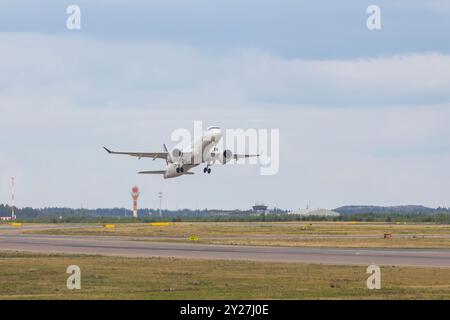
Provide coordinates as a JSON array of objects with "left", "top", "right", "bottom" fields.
[
  {"left": 1, "top": 1, "right": 450, "bottom": 210},
  {"left": 1, "top": 1, "right": 450, "bottom": 58}
]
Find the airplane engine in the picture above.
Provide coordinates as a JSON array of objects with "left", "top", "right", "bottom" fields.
[
  {"left": 222, "top": 149, "right": 233, "bottom": 164},
  {"left": 171, "top": 148, "right": 183, "bottom": 159}
]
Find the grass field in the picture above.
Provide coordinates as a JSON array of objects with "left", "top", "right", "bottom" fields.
[
  {"left": 1, "top": 251, "right": 450, "bottom": 299},
  {"left": 25, "top": 222, "right": 450, "bottom": 248}
]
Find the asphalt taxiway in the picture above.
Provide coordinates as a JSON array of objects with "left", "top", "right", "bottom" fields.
[{"left": 1, "top": 233, "right": 449, "bottom": 267}]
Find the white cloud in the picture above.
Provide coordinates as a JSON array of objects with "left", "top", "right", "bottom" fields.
[
  {"left": 1, "top": 33, "right": 450, "bottom": 209},
  {"left": 2, "top": 103, "right": 450, "bottom": 210},
  {"left": 1, "top": 33, "right": 450, "bottom": 110}
]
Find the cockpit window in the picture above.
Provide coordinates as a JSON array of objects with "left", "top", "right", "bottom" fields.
[{"left": 207, "top": 126, "right": 221, "bottom": 130}]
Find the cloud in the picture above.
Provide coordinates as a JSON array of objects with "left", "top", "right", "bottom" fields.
[
  {"left": 1, "top": 33, "right": 450, "bottom": 111},
  {"left": 1, "top": 33, "right": 450, "bottom": 209},
  {"left": 2, "top": 102, "right": 450, "bottom": 210}
]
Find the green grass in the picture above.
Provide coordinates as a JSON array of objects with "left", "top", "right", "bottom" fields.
[
  {"left": 26, "top": 221, "right": 450, "bottom": 236},
  {"left": 0, "top": 251, "right": 450, "bottom": 299},
  {"left": 25, "top": 222, "right": 450, "bottom": 248}
]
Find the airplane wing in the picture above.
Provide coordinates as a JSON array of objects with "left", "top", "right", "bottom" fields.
[
  {"left": 232, "top": 154, "right": 260, "bottom": 160},
  {"left": 138, "top": 170, "right": 166, "bottom": 174},
  {"left": 103, "top": 147, "right": 168, "bottom": 160},
  {"left": 138, "top": 170, "right": 194, "bottom": 175}
]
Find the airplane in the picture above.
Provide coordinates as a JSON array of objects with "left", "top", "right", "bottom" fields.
[{"left": 103, "top": 126, "right": 259, "bottom": 179}]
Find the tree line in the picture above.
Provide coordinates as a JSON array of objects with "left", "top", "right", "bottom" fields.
[{"left": 1, "top": 204, "right": 450, "bottom": 224}]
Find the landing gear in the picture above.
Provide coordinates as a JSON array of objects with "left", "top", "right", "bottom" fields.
[
  {"left": 176, "top": 166, "right": 184, "bottom": 173},
  {"left": 204, "top": 167, "right": 211, "bottom": 174}
]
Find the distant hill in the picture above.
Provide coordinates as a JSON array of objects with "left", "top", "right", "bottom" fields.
[{"left": 333, "top": 205, "right": 444, "bottom": 215}]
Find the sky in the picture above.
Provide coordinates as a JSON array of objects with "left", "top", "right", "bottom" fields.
[{"left": 1, "top": 1, "right": 450, "bottom": 210}]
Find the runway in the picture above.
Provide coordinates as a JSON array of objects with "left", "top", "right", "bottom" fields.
[{"left": 1, "top": 234, "right": 450, "bottom": 267}]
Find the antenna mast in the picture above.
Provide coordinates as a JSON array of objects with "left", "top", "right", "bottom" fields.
[
  {"left": 158, "top": 191, "right": 162, "bottom": 217},
  {"left": 11, "top": 177, "right": 16, "bottom": 220}
]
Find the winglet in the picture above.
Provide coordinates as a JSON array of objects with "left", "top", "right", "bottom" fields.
[{"left": 103, "top": 146, "right": 112, "bottom": 154}]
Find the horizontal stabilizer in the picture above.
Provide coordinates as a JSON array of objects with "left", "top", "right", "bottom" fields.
[{"left": 138, "top": 170, "right": 166, "bottom": 174}]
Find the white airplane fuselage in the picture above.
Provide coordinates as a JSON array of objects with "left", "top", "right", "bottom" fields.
[{"left": 163, "top": 127, "right": 223, "bottom": 179}]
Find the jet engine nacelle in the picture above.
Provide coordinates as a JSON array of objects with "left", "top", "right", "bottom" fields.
[
  {"left": 171, "top": 148, "right": 183, "bottom": 159},
  {"left": 221, "top": 149, "right": 233, "bottom": 164}
]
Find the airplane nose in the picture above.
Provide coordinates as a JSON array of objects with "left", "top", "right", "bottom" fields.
[{"left": 206, "top": 127, "right": 222, "bottom": 142}]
